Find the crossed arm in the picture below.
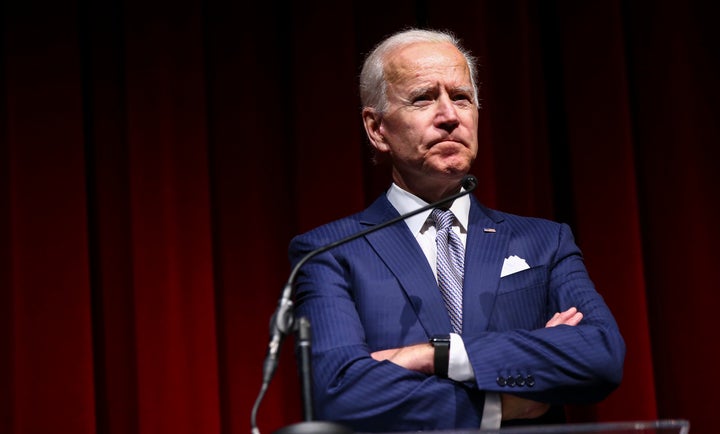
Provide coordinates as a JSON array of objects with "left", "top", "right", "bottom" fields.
[
  {"left": 370, "top": 307, "right": 584, "bottom": 421},
  {"left": 291, "top": 217, "right": 624, "bottom": 430}
]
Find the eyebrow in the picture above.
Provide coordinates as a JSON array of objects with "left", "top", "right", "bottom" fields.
[
  {"left": 406, "top": 86, "right": 436, "bottom": 101},
  {"left": 453, "top": 86, "right": 474, "bottom": 95},
  {"left": 406, "top": 85, "right": 474, "bottom": 101}
]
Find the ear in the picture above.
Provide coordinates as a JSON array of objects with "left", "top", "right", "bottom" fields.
[{"left": 362, "top": 108, "right": 390, "bottom": 153}]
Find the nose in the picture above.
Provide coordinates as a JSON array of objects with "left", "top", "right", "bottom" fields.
[{"left": 435, "top": 95, "right": 459, "bottom": 132}]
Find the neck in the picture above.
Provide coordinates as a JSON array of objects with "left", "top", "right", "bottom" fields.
[{"left": 392, "top": 171, "right": 465, "bottom": 204}]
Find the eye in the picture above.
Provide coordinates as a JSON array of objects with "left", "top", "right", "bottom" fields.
[
  {"left": 412, "top": 94, "right": 432, "bottom": 105},
  {"left": 452, "top": 93, "right": 472, "bottom": 102},
  {"left": 451, "top": 93, "right": 475, "bottom": 108}
]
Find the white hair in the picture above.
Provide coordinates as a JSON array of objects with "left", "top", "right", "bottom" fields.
[{"left": 359, "top": 28, "right": 479, "bottom": 114}]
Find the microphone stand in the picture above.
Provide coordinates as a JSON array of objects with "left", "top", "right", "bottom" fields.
[
  {"left": 296, "top": 317, "right": 314, "bottom": 422},
  {"left": 251, "top": 176, "right": 478, "bottom": 434},
  {"left": 273, "top": 317, "right": 351, "bottom": 434}
]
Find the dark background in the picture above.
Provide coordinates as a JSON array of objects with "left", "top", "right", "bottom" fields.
[{"left": 2, "top": 1, "right": 718, "bottom": 433}]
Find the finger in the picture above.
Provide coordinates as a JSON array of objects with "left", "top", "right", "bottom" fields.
[
  {"left": 545, "top": 312, "right": 561, "bottom": 327},
  {"left": 546, "top": 308, "right": 583, "bottom": 327},
  {"left": 566, "top": 311, "right": 583, "bottom": 326},
  {"left": 557, "top": 308, "right": 582, "bottom": 326},
  {"left": 371, "top": 348, "right": 397, "bottom": 361},
  {"left": 556, "top": 307, "right": 578, "bottom": 321}
]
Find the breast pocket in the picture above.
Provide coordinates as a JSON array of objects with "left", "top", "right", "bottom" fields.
[{"left": 489, "top": 265, "right": 549, "bottom": 331}]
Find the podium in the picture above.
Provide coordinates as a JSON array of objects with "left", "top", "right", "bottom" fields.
[
  {"left": 440, "top": 420, "right": 690, "bottom": 434},
  {"left": 274, "top": 419, "right": 689, "bottom": 434}
]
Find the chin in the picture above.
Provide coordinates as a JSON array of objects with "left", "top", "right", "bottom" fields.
[
  {"left": 424, "top": 155, "right": 473, "bottom": 178},
  {"left": 440, "top": 161, "right": 472, "bottom": 176},
  {"left": 435, "top": 153, "right": 473, "bottom": 170},
  {"left": 430, "top": 168, "right": 469, "bottom": 183}
]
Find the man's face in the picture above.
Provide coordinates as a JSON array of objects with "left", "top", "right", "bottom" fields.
[{"left": 365, "top": 41, "right": 479, "bottom": 194}]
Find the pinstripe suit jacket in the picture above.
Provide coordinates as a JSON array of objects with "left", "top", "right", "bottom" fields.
[{"left": 290, "top": 193, "right": 625, "bottom": 432}]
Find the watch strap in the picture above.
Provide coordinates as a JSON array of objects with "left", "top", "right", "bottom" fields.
[{"left": 429, "top": 335, "right": 450, "bottom": 378}]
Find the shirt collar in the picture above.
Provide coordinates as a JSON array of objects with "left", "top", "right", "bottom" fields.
[{"left": 386, "top": 183, "right": 471, "bottom": 235}]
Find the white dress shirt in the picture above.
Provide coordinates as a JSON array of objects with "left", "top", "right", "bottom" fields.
[{"left": 386, "top": 183, "right": 502, "bottom": 429}]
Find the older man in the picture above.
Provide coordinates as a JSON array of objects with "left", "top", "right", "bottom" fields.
[{"left": 289, "top": 29, "right": 624, "bottom": 432}]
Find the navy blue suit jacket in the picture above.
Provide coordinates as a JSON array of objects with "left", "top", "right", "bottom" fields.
[{"left": 290, "top": 193, "right": 625, "bottom": 432}]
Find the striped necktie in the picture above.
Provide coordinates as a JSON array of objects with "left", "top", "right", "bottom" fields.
[{"left": 431, "top": 208, "right": 464, "bottom": 334}]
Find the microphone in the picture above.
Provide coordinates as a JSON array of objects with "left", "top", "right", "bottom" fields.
[{"left": 251, "top": 175, "right": 478, "bottom": 434}]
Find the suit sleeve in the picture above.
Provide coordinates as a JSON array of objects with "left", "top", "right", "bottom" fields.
[
  {"left": 290, "top": 233, "right": 485, "bottom": 432},
  {"left": 463, "top": 223, "right": 626, "bottom": 404}
]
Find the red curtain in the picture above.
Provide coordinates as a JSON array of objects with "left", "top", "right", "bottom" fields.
[{"left": 2, "top": 1, "right": 718, "bottom": 433}]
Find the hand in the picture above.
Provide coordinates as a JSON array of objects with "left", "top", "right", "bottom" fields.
[
  {"left": 501, "top": 393, "right": 550, "bottom": 420},
  {"left": 371, "top": 342, "right": 434, "bottom": 374},
  {"left": 371, "top": 307, "right": 583, "bottom": 371},
  {"left": 545, "top": 306, "right": 583, "bottom": 327}
]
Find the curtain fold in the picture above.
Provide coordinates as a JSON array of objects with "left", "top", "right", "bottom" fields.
[{"left": 3, "top": 2, "right": 96, "bottom": 433}]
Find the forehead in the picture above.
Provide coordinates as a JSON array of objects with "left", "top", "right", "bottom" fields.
[{"left": 384, "top": 42, "right": 471, "bottom": 88}]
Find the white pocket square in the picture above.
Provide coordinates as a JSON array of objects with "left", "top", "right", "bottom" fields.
[{"left": 500, "top": 255, "right": 530, "bottom": 277}]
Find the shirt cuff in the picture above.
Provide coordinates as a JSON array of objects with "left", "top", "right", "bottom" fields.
[
  {"left": 447, "top": 333, "right": 475, "bottom": 382},
  {"left": 480, "top": 392, "right": 502, "bottom": 430},
  {"left": 448, "top": 334, "right": 501, "bottom": 429}
]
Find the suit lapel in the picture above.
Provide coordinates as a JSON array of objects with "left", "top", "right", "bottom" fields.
[
  {"left": 462, "top": 197, "right": 509, "bottom": 334},
  {"left": 359, "top": 194, "right": 511, "bottom": 336},
  {"left": 361, "top": 196, "right": 453, "bottom": 335}
]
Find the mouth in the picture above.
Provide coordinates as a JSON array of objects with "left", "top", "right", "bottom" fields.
[{"left": 429, "top": 139, "right": 467, "bottom": 149}]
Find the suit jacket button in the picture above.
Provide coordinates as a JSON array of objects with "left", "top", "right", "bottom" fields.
[
  {"left": 506, "top": 376, "right": 516, "bottom": 387},
  {"left": 526, "top": 375, "right": 535, "bottom": 387},
  {"left": 515, "top": 375, "right": 526, "bottom": 386},
  {"left": 496, "top": 376, "right": 507, "bottom": 386}
]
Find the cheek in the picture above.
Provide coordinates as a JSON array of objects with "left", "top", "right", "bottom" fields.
[
  {"left": 463, "top": 114, "right": 479, "bottom": 145},
  {"left": 462, "top": 110, "right": 479, "bottom": 128},
  {"left": 383, "top": 122, "right": 420, "bottom": 147}
]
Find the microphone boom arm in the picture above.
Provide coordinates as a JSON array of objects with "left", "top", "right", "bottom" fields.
[
  {"left": 252, "top": 175, "right": 478, "bottom": 433},
  {"left": 280, "top": 175, "right": 479, "bottom": 319}
]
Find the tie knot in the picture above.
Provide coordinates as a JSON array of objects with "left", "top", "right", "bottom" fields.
[{"left": 431, "top": 208, "right": 455, "bottom": 231}]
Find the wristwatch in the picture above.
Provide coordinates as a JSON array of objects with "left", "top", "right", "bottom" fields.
[{"left": 429, "top": 334, "right": 451, "bottom": 378}]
